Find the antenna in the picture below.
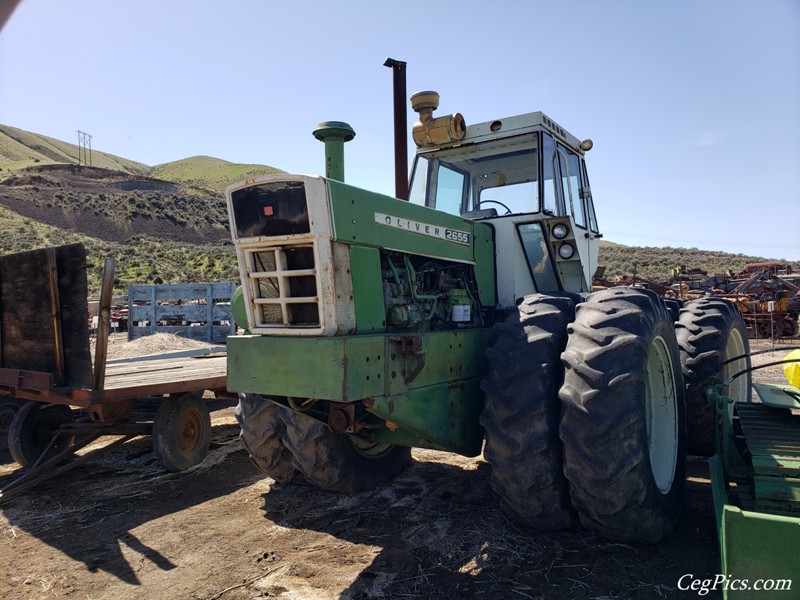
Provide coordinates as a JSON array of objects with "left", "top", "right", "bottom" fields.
[{"left": 76, "top": 130, "right": 92, "bottom": 166}]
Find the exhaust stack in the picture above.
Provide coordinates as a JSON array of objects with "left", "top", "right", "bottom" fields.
[
  {"left": 410, "top": 91, "right": 465, "bottom": 148},
  {"left": 313, "top": 121, "right": 356, "bottom": 182},
  {"left": 384, "top": 58, "right": 409, "bottom": 200}
]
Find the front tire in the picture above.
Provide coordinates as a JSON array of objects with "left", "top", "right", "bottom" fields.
[
  {"left": 282, "top": 411, "right": 411, "bottom": 493},
  {"left": 559, "top": 288, "right": 685, "bottom": 544},
  {"left": 480, "top": 294, "right": 577, "bottom": 529},
  {"left": 235, "top": 394, "right": 298, "bottom": 483},
  {"left": 676, "top": 298, "right": 750, "bottom": 456}
]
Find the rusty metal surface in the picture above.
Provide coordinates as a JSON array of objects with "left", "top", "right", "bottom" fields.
[{"left": 0, "top": 368, "right": 54, "bottom": 391}]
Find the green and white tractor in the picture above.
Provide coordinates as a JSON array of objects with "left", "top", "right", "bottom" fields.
[{"left": 224, "top": 87, "right": 750, "bottom": 544}]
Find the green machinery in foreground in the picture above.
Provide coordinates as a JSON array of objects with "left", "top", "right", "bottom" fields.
[
  {"left": 223, "top": 77, "right": 754, "bottom": 545},
  {"left": 705, "top": 366, "right": 800, "bottom": 598}
]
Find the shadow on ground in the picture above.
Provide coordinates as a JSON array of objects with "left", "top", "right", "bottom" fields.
[
  {"left": 0, "top": 400, "right": 246, "bottom": 587},
  {"left": 260, "top": 454, "right": 721, "bottom": 599}
]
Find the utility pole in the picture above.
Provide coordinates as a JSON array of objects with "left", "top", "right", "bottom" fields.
[{"left": 77, "top": 130, "right": 92, "bottom": 166}]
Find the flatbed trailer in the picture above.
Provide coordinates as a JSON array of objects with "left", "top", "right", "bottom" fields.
[{"left": 0, "top": 244, "right": 230, "bottom": 500}]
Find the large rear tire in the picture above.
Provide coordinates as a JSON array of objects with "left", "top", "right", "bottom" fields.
[
  {"left": 559, "top": 288, "right": 685, "bottom": 544},
  {"left": 282, "top": 411, "right": 411, "bottom": 493},
  {"left": 480, "top": 294, "right": 577, "bottom": 529},
  {"left": 235, "top": 394, "right": 299, "bottom": 483},
  {"left": 675, "top": 298, "right": 750, "bottom": 456}
]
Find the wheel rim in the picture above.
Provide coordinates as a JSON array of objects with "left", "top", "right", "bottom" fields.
[
  {"left": 645, "top": 336, "right": 679, "bottom": 495},
  {"left": 348, "top": 436, "right": 394, "bottom": 458},
  {"left": 178, "top": 409, "right": 203, "bottom": 454},
  {"left": 723, "top": 328, "right": 748, "bottom": 408}
]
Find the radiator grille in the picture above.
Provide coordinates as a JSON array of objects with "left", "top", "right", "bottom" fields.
[{"left": 247, "top": 246, "right": 319, "bottom": 327}]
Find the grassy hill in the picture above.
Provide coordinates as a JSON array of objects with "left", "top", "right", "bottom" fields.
[
  {"left": 151, "top": 156, "right": 283, "bottom": 192},
  {"left": 1, "top": 125, "right": 283, "bottom": 193},
  {"left": 0, "top": 125, "right": 150, "bottom": 175}
]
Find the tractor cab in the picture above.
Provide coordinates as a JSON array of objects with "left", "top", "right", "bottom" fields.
[{"left": 407, "top": 91, "right": 602, "bottom": 303}]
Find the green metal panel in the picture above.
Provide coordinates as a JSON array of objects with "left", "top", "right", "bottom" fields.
[
  {"left": 472, "top": 224, "right": 497, "bottom": 308},
  {"left": 385, "top": 328, "right": 492, "bottom": 394},
  {"left": 227, "top": 334, "right": 385, "bottom": 400},
  {"left": 711, "top": 456, "right": 800, "bottom": 598},
  {"left": 753, "top": 382, "right": 800, "bottom": 410},
  {"left": 368, "top": 377, "right": 486, "bottom": 457},
  {"left": 229, "top": 329, "right": 492, "bottom": 401},
  {"left": 720, "top": 505, "right": 800, "bottom": 598},
  {"left": 227, "top": 328, "right": 493, "bottom": 455},
  {"left": 348, "top": 246, "right": 386, "bottom": 333},
  {"left": 328, "top": 180, "right": 478, "bottom": 263}
]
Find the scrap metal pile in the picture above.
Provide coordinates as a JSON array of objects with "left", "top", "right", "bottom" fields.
[{"left": 593, "top": 262, "right": 799, "bottom": 338}]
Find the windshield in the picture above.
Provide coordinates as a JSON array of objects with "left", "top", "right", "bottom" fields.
[{"left": 409, "top": 135, "right": 540, "bottom": 217}]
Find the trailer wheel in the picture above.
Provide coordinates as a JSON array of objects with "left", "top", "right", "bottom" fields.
[
  {"left": 676, "top": 298, "right": 750, "bottom": 456},
  {"left": 0, "top": 397, "right": 26, "bottom": 452},
  {"left": 480, "top": 294, "right": 577, "bottom": 529},
  {"left": 282, "top": 410, "right": 411, "bottom": 492},
  {"left": 559, "top": 288, "right": 686, "bottom": 544},
  {"left": 152, "top": 394, "right": 211, "bottom": 472},
  {"left": 235, "top": 394, "right": 299, "bottom": 483},
  {"left": 8, "top": 401, "right": 75, "bottom": 468}
]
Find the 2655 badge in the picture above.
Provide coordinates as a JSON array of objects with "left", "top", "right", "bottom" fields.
[
  {"left": 375, "top": 212, "right": 471, "bottom": 246},
  {"left": 445, "top": 229, "right": 470, "bottom": 245}
]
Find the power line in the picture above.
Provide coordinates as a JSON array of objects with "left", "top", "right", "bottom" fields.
[{"left": 76, "top": 130, "right": 92, "bottom": 166}]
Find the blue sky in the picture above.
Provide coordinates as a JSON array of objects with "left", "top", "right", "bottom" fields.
[{"left": 2, "top": 0, "right": 799, "bottom": 260}]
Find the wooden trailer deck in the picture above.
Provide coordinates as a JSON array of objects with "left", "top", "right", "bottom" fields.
[
  {"left": 66, "top": 350, "right": 229, "bottom": 405},
  {"left": 104, "top": 353, "right": 227, "bottom": 392},
  {"left": 0, "top": 244, "right": 234, "bottom": 497}
]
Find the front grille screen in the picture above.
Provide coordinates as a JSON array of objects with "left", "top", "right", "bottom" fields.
[
  {"left": 260, "top": 305, "right": 283, "bottom": 324},
  {"left": 232, "top": 181, "right": 310, "bottom": 238},
  {"left": 247, "top": 245, "right": 320, "bottom": 327},
  {"left": 252, "top": 251, "right": 277, "bottom": 273}
]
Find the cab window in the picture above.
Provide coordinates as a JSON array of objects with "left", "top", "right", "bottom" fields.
[
  {"left": 408, "top": 156, "right": 468, "bottom": 216},
  {"left": 435, "top": 163, "right": 469, "bottom": 216},
  {"left": 582, "top": 161, "right": 600, "bottom": 233},
  {"left": 408, "top": 155, "right": 431, "bottom": 206},
  {"left": 517, "top": 222, "right": 560, "bottom": 292},
  {"left": 542, "top": 133, "right": 566, "bottom": 216},
  {"left": 558, "top": 144, "right": 586, "bottom": 229}
]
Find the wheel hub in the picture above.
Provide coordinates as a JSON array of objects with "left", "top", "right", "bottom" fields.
[{"left": 178, "top": 410, "right": 202, "bottom": 453}]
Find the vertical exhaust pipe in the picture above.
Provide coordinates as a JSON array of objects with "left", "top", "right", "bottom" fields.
[
  {"left": 312, "top": 121, "right": 355, "bottom": 182},
  {"left": 383, "top": 57, "right": 409, "bottom": 200}
]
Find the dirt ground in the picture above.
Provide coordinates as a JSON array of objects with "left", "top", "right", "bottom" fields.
[{"left": 0, "top": 338, "right": 796, "bottom": 600}]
